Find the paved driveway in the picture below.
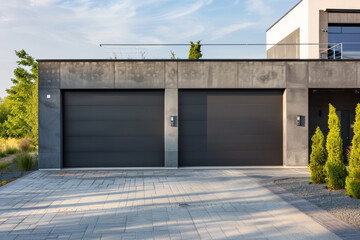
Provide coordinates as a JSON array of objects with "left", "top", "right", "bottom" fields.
[{"left": 0, "top": 169, "right": 342, "bottom": 240}]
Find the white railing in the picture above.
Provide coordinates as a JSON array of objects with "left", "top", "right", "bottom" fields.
[
  {"left": 319, "top": 43, "right": 343, "bottom": 59},
  {"left": 319, "top": 42, "right": 360, "bottom": 59}
]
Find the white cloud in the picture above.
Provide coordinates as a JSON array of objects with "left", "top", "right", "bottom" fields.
[
  {"left": 162, "top": 0, "right": 213, "bottom": 20},
  {"left": 30, "top": 0, "right": 60, "bottom": 7},
  {"left": 211, "top": 22, "right": 255, "bottom": 40},
  {"left": 245, "top": 0, "right": 274, "bottom": 16}
]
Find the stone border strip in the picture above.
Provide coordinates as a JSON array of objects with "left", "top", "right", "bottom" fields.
[{"left": 260, "top": 176, "right": 360, "bottom": 240}]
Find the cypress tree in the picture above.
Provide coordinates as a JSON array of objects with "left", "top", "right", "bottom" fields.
[
  {"left": 346, "top": 104, "right": 360, "bottom": 198},
  {"left": 325, "top": 104, "right": 348, "bottom": 190},
  {"left": 309, "top": 127, "right": 327, "bottom": 183},
  {"left": 188, "top": 41, "right": 202, "bottom": 59}
]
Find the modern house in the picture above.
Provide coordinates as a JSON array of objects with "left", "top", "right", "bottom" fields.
[
  {"left": 266, "top": 0, "right": 360, "bottom": 59},
  {"left": 38, "top": 1, "right": 360, "bottom": 169}
]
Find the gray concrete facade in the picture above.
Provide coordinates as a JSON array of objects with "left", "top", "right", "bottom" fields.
[{"left": 38, "top": 60, "right": 360, "bottom": 168}]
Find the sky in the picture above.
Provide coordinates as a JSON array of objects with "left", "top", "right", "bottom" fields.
[{"left": 0, "top": 0, "right": 299, "bottom": 97}]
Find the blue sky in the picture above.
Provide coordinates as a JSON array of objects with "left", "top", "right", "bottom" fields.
[{"left": 0, "top": 0, "right": 299, "bottom": 97}]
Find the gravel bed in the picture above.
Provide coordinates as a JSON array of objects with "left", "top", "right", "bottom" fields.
[
  {"left": 0, "top": 162, "right": 37, "bottom": 183},
  {"left": 275, "top": 177, "right": 360, "bottom": 229}
]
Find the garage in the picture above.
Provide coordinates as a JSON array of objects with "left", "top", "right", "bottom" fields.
[
  {"left": 63, "top": 90, "right": 164, "bottom": 168},
  {"left": 179, "top": 90, "right": 283, "bottom": 166}
]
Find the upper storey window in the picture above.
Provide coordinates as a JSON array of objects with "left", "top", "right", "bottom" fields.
[{"left": 328, "top": 26, "right": 360, "bottom": 59}]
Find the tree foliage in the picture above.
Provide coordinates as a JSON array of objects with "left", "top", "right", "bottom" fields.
[
  {"left": 0, "top": 98, "right": 10, "bottom": 138},
  {"left": 309, "top": 127, "right": 327, "bottom": 183},
  {"left": 188, "top": 41, "right": 202, "bottom": 59},
  {"left": 346, "top": 104, "right": 360, "bottom": 198},
  {"left": 325, "top": 104, "right": 348, "bottom": 189},
  {"left": 4, "top": 50, "right": 38, "bottom": 144}
]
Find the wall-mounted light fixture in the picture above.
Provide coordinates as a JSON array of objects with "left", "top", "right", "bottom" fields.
[
  {"left": 170, "top": 116, "right": 177, "bottom": 127},
  {"left": 297, "top": 115, "right": 305, "bottom": 127}
]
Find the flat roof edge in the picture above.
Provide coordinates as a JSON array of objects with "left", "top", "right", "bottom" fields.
[
  {"left": 37, "top": 59, "right": 360, "bottom": 62},
  {"left": 326, "top": 9, "right": 360, "bottom": 13}
]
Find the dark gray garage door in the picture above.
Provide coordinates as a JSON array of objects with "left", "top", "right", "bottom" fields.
[
  {"left": 63, "top": 90, "right": 164, "bottom": 168},
  {"left": 179, "top": 90, "right": 283, "bottom": 166}
]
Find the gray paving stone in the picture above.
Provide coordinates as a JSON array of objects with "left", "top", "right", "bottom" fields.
[{"left": 0, "top": 169, "right": 351, "bottom": 239}]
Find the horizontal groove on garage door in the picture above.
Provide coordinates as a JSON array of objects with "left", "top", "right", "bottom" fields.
[
  {"left": 179, "top": 90, "right": 283, "bottom": 166},
  {"left": 63, "top": 90, "right": 164, "bottom": 168}
]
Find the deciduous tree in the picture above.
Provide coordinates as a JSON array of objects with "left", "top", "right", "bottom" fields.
[{"left": 5, "top": 50, "right": 38, "bottom": 145}]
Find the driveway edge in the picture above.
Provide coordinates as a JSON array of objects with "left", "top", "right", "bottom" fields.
[
  {"left": 0, "top": 170, "right": 38, "bottom": 191},
  {"left": 260, "top": 176, "right": 360, "bottom": 240}
]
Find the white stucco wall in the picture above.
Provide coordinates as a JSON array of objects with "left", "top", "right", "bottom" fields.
[
  {"left": 266, "top": 0, "right": 309, "bottom": 58},
  {"left": 267, "top": 0, "right": 360, "bottom": 59}
]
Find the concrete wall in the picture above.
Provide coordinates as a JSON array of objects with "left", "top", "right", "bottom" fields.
[
  {"left": 267, "top": 28, "right": 300, "bottom": 59},
  {"left": 38, "top": 60, "right": 360, "bottom": 168}
]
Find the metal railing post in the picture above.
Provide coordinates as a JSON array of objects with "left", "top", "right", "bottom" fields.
[{"left": 340, "top": 43, "right": 343, "bottom": 59}]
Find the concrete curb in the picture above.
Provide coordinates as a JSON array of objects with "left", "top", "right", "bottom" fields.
[{"left": 260, "top": 176, "right": 360, "bottom": 240}]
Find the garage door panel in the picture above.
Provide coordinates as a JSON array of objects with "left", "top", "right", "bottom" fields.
[
  {"left": 65, "top": 121, "right": 161, "bottom": 137},
  {"left": 64, "top": 91, "right": 162, "bottom": 106},
  {"left": 180, "top": 150, "right": 282, "bottom": 166},
  {"left": 179, "top": 90, "right": 282, "bottom": 166},
  {"left": 180, "top": 105, "right": 281, "bottom": 121},
  {"left": 63, "top": 90, "right": 164, "bottom": 168},
  {"left": 65, "top": 136, "right": 163, "bottom": 152},
  {"left": 180, "top": 120, "right": 281, "bottom": 136},
  {"left": 179, "top": 106, "right": 207, "bottom": 120},
  {"left": 65, "top": 152, "right": 163, "bottom": 168},
  {"left": 206, "top": 120, "right": 282, "bottom": 136},
  {"left": 179, "top": 90, "right": 282, "bottom": 105},
  {"left": 179, "top": 135, "right": 282, "bottom": 152},
  {"left": 65, "top": 106, "right": 163, "bottom": 121}
]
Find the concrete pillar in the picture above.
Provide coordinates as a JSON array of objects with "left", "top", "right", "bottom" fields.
[
  {"left": 38, "top": 88, "right": 62, "bottom": 169},
  {"left": 38, "top": 62, "right": 62, "bottom": 169},
  {"left": 164, "top": 89, "right": 178, "bottom": 167},
  {"left": 283, "top": 88, "right": 309, "bottom": 166},
  {"left": 164, "top": 62, "right": 178, "bottom": 167}
]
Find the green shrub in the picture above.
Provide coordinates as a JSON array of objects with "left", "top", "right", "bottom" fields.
[
  {"left": 346, "top": 104, "right": 360, "bottom": 198},
  {"left": 5, "top": 148, "right": 18, "bottom": 155},
  {"left": 14, "top": 153, "right": 33, "bottom": 175},
  {"left": 0, "top": 151, "right": 8, "bottom": 158},
  {"left": 188, "top": 41, "right": 202, "bottom": 59},
  {"left": 18, "top": 138, "right": 31, "bottom": 152},
  {"left": 1, "top": 180, "right": 7, "bottom": 185},
  {"left": 325, "top": 104, "right": 348, "bottom": 190},
  {"left": 309, "top": 127, "right": 327, "bottom": 183}
]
